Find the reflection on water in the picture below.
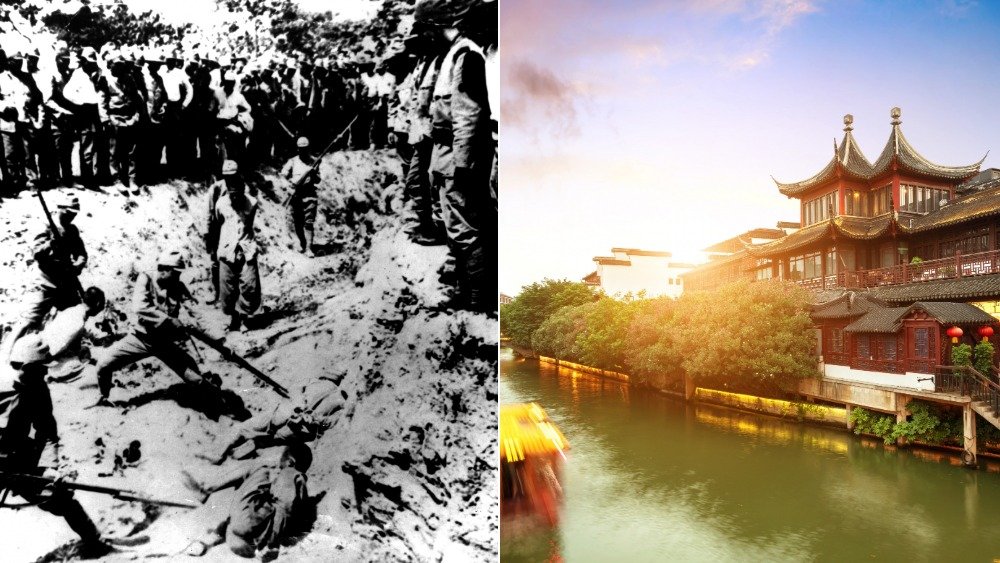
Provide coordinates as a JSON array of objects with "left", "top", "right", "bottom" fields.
[{"left": 500, "top": 350, "right": 1000, "bottom": 562}]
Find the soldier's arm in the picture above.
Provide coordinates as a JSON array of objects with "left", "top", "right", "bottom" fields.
[
  {"left": 181, "top": 74, "right": 193, "bottom": 107},
  {"left": 132, "top": 272, "right": 172, "bottom": 330},
  {"left": 450, "top": 50, "right": 491, "bottom": 173}
]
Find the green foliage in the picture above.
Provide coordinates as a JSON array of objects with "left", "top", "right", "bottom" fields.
[
  {"left": 500, "top": 279, "right": 597, "bottom": 349},
  {"left": 40, "top": 3, "right": 187, "bottom": 49},
  {"left": 623, "top": 297, "right": 681, "bottom": 388},
  {"left": 910, "top": 256, "right": 923, "bottom": 265},
  {"left": 977, "top": 415, "right": 1000, "bottom": 446},
  {"left": 669, "top": 280, "right": 818, "bottom": 394},
  {"left": 850, "top": 407, "right": 896, "bottom": 442},
  {"left": 974, "top": 340, "right": 995, "bottom": 376},
  {"left": 952, "top": 343, "right": 973, "bottom": 367},
  {"left": 531, "top": 304, "right": 587, "bottom": 360},
  {"left": 890, "top": 401, "right": 954, "bottom": 445},
  {"left": 851, "top": 401, "right": 968, "bottom": 446},
  {"left": 574, "top": 296, "right": 640, "bottom": 371}
]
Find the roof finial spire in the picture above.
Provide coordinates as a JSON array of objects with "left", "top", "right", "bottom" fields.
[
  {"left": 843, "top": 113, "right": 854, "bottom": 132},
  {"left": 891, "top": 106, "right": 901, "bottom": 125}
]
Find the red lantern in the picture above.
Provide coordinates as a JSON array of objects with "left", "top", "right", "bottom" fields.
[
  {"left": 947, "top": 326, "right": 964, "bottom": 344},
  {"left": 979, "top": 326, "right": 994, "bottom": 342}
]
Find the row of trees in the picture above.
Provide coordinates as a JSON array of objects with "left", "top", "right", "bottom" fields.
[
  {"left": 500, "top": 278, "right": 820, "bottom": 396},
  {"left": 6, "top": 0, "right": 415, "bottom": 57}
]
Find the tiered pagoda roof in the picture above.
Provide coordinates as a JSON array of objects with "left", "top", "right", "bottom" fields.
[
  {"left": 743, "top": 214, "right": 896, "bottom": 258},
  {"left": 774, "top": 108, "right": 984, "bottom": 197},
  {"left": 774, "top": 114, "right": 873, "bottom": 196},
  {"left": 869, "top": 108, "right": 985, "bottom": 181}
]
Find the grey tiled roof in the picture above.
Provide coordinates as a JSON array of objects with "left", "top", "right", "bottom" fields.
[
  {"left": 843, "top": 307, "right": 909, "bottom": 333},
  {"left": 904, "top": 301, "right": 998, "bottom": 325},
  {"left": 900, "top": 183, "right": 1000, "bottom": 234},
  {"left": 811, "top": 293, "right": 887, "bottom": 319},
  {"left": 868, "top": 274, "right": 1000, "bottom": 304}
]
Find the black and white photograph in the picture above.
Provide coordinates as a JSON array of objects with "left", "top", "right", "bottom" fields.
[{"left": 0, "top": 0, "right": 498, "bottom": 560}]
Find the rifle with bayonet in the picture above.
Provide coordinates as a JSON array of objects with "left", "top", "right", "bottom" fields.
[
  {"left": 0, "top": 471, "right": 198, "bottom": 509},
  {"left": 281, "top": 114, "right": 359, "bottom": 207},
  {"left": 184, "top": 324, "right": 290, "bottom": 398},
  {"left": 33, "top": 186, "right": 85, "bottom": 301}
]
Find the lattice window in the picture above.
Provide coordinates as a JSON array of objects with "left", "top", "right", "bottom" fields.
[
  {"left": 915, "top": 328, "right": 929, "bottom": 358},
  {"left": 857, "top": 334, "right": 871, "bottom": 358}
]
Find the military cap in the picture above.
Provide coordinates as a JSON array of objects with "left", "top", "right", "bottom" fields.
[
  {"left": 296, "top": 136, "right": 310, "bottom": 148},
  {"left": 157, "top": 249, "right": 186, "bottom": 269},
  {"left": 57, "top": 196, "right": 81, "bottom": 213},
  {"left": 222, "top": 160, "right": 239, "bottom": 176}
]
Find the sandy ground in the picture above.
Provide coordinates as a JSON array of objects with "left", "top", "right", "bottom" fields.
[{"left": 0, "top": 149, "right": 498, "bottom": 562}]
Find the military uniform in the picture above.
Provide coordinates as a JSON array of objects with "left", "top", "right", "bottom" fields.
[
  {"left": 428, "top": 35, "right": 495, "bottom": 311},
  {"left": 94, "top": 268, "right": 200, "bottom": 399},
  {"left": 402, "top": 55, "right": 444, "bottom": 243},
  {"left": 281, "top": 150, "right": 319, "bottom": 254},
  {"left": 207, "top": 168, "right": 261, "bottom": 329},
  {"left": 225, "top": 463, "right": 309, "bottom": 556},
  {"left": 0, "top": 336, "right": 107, "bottom": 553}
]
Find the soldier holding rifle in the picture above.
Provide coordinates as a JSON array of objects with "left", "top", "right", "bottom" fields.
[
  {"left": 0, "top": 335, "right": 112, "bottom": 557},
  {"left": 281, "top": 136, "right": 320, "bottom": 256},
  {"left": 91, "top": 250, "right": 218, "bottom": 405}
]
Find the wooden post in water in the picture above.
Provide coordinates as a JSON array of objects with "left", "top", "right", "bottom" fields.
[
  {"left": 963, "top": 403, "right": 978, "bottom": 467},
  {"left": 684, "top": 374, "right": 696, "bottom": 402},
  {"left": 846, "top": 404, "right": 854, "bottom": 431},
  {"left": 896, "top": 394, "right": 911, "bottom": 446}
]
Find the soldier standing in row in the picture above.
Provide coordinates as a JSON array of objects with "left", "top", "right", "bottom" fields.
[
  {"left": 416, "top": 0, "right": 496, "bottom": 313},
  {"left": 282, "top": 137, "right": 320, "bottom": 256},
  {"left": 207, "top": 161, "right": 261, "bottom": 332},
  {"left": 0, "top": 49, "right": 31, "bottom": 196}
]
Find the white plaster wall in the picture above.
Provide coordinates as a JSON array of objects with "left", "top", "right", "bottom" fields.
[{"left": 824, "top": 364, "right": 936, "bottom": 392}]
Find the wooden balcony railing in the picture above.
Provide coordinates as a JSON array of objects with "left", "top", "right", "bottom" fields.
[{"left": 791, "top": 249, "right": 1000, "bottom": 290}]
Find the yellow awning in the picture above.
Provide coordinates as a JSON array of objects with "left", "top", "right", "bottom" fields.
[{"left": 499, "top": 403, "right": 569, "bottom": 463}]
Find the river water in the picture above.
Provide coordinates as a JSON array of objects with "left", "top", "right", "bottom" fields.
[{"left": 499, "top": 349, "right": 1000, "bottom": 562}]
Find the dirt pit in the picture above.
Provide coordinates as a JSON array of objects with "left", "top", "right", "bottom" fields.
[{"left": 0, "top": 149, "right": 498, "bottom": 562}]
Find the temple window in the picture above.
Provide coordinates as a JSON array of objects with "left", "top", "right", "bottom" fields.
[
  {"left": 856, "top": 334, "right": 871, "bottom": 358},
  {"left": 803, "top": 191, "right": 837, "bottom": 226},
  {"left": 788, "top": 252, "right": 823, "bottom": 280},
  {"left": 940, "top": 227, "right": 989, "bottom": 257},
  {"left": 871, "top": 185, "right": 892, "bottom": 215},
  {"left": 901, "top": 184, "right": 949, "bottom": 213},
  {"left": 830, "top": 328, "right": 844, "bottom": 353},
  {"left": 845, "top": 188, "right": 868, "bottom": 216}
]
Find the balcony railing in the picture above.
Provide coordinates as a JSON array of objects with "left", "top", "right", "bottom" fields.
[{"left": 792, "top": 249, "right": 1000, "bottom": 290}]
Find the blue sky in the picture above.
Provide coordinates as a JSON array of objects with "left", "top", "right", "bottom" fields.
[{"left": 500, "top": 0, "right": 1000, "bottom": 295}]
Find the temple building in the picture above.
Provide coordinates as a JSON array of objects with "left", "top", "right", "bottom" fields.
[
  {"left": 680, "top": 109, "right": 1000, "bottom": 462},
  {"left": 683, "top": 108, "right": 1000, "bottom": 299}
]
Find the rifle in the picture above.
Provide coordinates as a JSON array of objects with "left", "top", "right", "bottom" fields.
[
  {"left": 0, "top": 471, "right": 198, "bottom": 509},
  {"left": 33, "top": 187, "right": 85, "bottom": 301},
  {"left": 281, "top": 114, "right": 359, "bottom": 207},
  {"left": 185, "top": 325, "right": 290, "bottom": 398}
]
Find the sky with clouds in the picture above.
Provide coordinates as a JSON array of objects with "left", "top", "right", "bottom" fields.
[{"left": 499, "top": 0, "right": 1000, "bottom": 295}]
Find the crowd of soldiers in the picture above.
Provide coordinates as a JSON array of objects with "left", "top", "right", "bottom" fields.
[
  {"left": 1, "top": 0, "right": 496, "bottom": 558},
  {"left": 0, "top": 36, "right": 397, "bottom": 197}
]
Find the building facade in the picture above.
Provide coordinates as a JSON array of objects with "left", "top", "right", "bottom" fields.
[{"left": 583, "top": 248, "right": 694, "bottom": 298}]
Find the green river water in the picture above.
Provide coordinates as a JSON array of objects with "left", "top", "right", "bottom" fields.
[{"left": 499, "top": 348, "right": 1000, "bottom": 562}]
